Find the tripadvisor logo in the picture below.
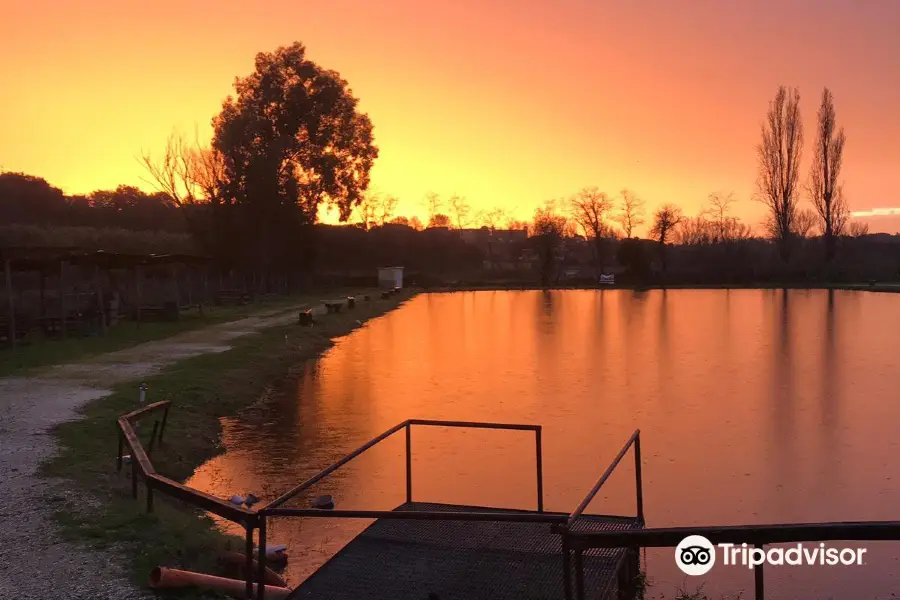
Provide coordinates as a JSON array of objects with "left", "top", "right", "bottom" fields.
[{"left": 675, "top": 535, "right": 867, "bottom": 575}]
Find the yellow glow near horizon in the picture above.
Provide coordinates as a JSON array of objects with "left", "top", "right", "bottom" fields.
[{"left": 3, "top": 0, "right": 900, "bottom": 233}]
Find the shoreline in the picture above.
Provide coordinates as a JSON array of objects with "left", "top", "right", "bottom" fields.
[
  {"left": 26, "top": 289, "right": 415, "bottom": 598},
  {"left": 422, "top": 282, "right": 900, "bottom": 293}
]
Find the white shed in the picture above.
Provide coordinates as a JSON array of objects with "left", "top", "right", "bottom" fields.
[{"left": 377, "top": 266, "right": 404, "bottom": 289}]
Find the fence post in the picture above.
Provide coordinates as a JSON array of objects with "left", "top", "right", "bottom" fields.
[
  {"left": 561, "top": 529, "right": 573, "bottom": 600},
  {"left": 245, "top": 524, "right": 255, "bottom": 600},
  {"left": 147, "top": 420, "right": 160, "bottom": 456},
  {"left": 634, "top": 432, "right": 644, "bottom": 523},
  {"left": 574, "top": 548, "right": 585, "bottom": 600},
  {"left": 754, "top": 544, "right": 765, "bottom": 600},
  {"left": 535, "top": 427, "right": 544, "bottom": 512},
  {"left": 256, "top": 516, "right": 268, "bottom": 600},
  {"left": 158, "top": 403, "right": 170, "bottom": 445},
  {"left": 117, "top": 427, "right": 124, "bottom": 472},
  {"left": 405, "top": 423, "right": 413, "bottom": 504},
  {"left": 146, "top": 478, "right": 154, "bottom": 513}
]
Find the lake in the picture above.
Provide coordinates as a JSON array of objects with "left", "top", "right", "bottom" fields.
[{"left": 187, "top": 289, "right": 900, "bottom": 599}]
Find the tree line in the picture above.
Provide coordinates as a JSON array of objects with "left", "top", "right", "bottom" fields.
[{"left": 2, "top": 40, "right": 895, "bottom": 287}]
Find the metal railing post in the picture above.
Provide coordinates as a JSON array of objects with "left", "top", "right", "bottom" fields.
[
  {"left": 147, "top": 420, "right": 160, "bottom": 456},
  {"left": 158, "top": 403, "right": 170, "bottom": 445},
  {"left": 535, "top": 427, "right": 544, "bottom": 512},
  {"left": 116, "top": 427, "right": 124, "bottom": 472},
  {"left": 574, "top": 548, "right": 585, "bottom": 600},
  {"left": 131, "top": 459, "right": 138, "bottom": 499},
  {"left": 754, "top": 544, "right": 765, "bottom": 600},
  {"left": 245, "top": 525, "right": 255, "bottom": 600},
  {"left": 257, "top": 516, "right": 268, "bottom": 600},
  {"left": 405, "top": 423, "right": 413, "bottom": 504},
  {"left": 562, "top": 528, "right": 573, "bottom": 600},
  {"left": 634, "top": 432, "right": 644, "bottom": 523}
]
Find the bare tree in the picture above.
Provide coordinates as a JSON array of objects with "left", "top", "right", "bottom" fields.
[
  {"left": 706, "top": 192, "right": 734, "bottom": 241},
  {"left": 756, "top": 85, "right": 804, "bottom": 261},
  {"left": 448, "top": 195, "right": 472, "bottom": 229},
  {"left": 376, "top": 194, "right": 399, "bottom": 226},
  {"left": 808, "top": 88, "right": 848, "bottom": 262},
  {"left": 650, "top": 203, "right": 683, "bottom": 272},
  {"left": 614, "top": 189, "right": 645, "bottom": 238},
  {"left": 479, "top": 206, "right": 509, "bottom": 231},
  {"left": 569, "top": 186, "right": 614, "bottom": 275},
  {"left": 354, "top": 192, "right": 379, "bottom": 230},
  {"left": 139, "top": 131, "right": 195, "bottom": 206},
  {"left": 422, "top": 192, "right": 442, "bottom": 224},
  {"left": 140, "top": 129, "right": 228, "bottom": 205},
  {"left": 677, "top": 215, "right": 716, "bottom": 246},
  {"left": 793, "top": 208, "right": 818, "bottom": 238},
  {"left": 847, "top": 220, "right": 869, "bottom": 237}
]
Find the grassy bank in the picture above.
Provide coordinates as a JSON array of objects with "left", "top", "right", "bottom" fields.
[
  {"left": 42, "top": 290, "right": 416, "bottom": 595},
  {"left": 0, "top": 292, "right": 343, "bottom": 378}
]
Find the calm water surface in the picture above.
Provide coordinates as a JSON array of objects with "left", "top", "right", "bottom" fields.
[{"left": 188, "top": 290, "right": 900, "bottom": 599}]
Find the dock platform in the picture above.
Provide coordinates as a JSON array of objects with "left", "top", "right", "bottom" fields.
[
  {"left": 259, "top": 420, "right": 645, "bottom": 600},
  {"left": 286, "top": 502, "right": 642, "bottom": 600}
]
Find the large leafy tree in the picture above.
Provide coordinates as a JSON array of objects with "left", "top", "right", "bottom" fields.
[{"left": 212, "top": 42, "right": 378, "bottom": 272}]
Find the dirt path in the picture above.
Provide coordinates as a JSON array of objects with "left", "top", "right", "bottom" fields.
[{"left": 0, "top": 302, "right": 312, "bottom": 600}]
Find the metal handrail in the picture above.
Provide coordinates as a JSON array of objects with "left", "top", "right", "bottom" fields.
[
  {"left": 568, "top": 520, "right": 900, "bottom": 549},
  {"left": 566, "top": 429, "right": 642, "bottom": 528},
  {"left": 261, "top": 507, "right": 566, "bottom": 523},
  {"left": 262, "top": 418, "right": 544, "bottom": 512},
  {"left": 567, "top": 520, "right": 900, "bottom": 600}
]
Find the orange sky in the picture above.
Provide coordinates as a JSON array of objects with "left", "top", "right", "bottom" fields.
[{"left": 3, "top": 0, "right": 899, "bottom": 233}]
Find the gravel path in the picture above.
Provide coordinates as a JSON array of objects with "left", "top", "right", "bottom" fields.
[{"left": 0, "top": 304, "right": 309, "bottom": 599}]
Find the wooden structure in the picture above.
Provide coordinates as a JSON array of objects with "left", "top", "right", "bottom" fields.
[{"left": 0, "top": 247, "right": 212, "bottom": 348}]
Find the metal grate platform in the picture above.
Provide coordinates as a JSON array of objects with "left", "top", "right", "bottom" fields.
[{"left": 286, "top": 502, "right": 642, "bottom": 600}]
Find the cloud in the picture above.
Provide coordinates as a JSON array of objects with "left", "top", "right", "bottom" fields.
[{"left": 850, "top": 208, "right": 900, "bottom": 217}]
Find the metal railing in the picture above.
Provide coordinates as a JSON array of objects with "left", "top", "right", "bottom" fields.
[
  {"left": 255, "top": 419, "right": 555, "bottom": 599},
  {"left": 119, "top": 413, "right": 561, "bottom": 600},
  {"left": 555, "top": 429, "right": 644, "bottom": 600},
  {"left": 567, "top": 521, "right": 900, "bottom": 600},
  {"left": 117, "top": 401, "right": 261, "bottom": 600}
]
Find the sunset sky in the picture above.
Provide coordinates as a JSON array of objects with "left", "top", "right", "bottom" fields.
[{"left": 3, "top": 0, "right": 899, "bottom": 233}]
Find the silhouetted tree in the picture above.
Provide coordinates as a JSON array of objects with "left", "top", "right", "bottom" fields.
[
  {"left": 531, "top": 200, "right": 569, "bottom": 286},
  {"left": 793, "top": 208, "right": 818, "bottom": 239},
  {"left": 409, "top": 216, "right": 424, "bottom": 231},
  {"left": 757, "top": 85, "right": 804, "bottom": 261},
  {"left": 376, "top": 194, "right": 399, "bottom": 226},
  {"left": 389, "top": 216, "right": 410, "bottom": 226},
  {"left": 808, "top": 88, "right": 848, "bottom": 262},
  {"left": 479, "top": 206, "right": 509, "bottom": 231},
  {"left": 569, "top": 186, "right": 615, "bottom": 275},
  {"left": 617, "top": 237, "right": 652, "bottom": 280},
  {"left": 847, "top": 221, "right": 869, "bottom": 237},
  {"left": 0, "top": 172, "right": 67, "bottom": 225},
  {"left": 650, "top": 203, "right": 683, "bottom": 272},
  {"left": 212, "top": 41, "right": 378, "bottom": 277},
  {"left": 354, "top": 192, "right": 379, "bottom": 230},
  {"left": 423, "top": 192, "right": 443, "bottom": 226},
  {"left": 614, "top": 189, "right": 645, "bottom": 238},
  {"left": 448, "top": 195, "right": 472, "bottom": 229},
  {"left": 428, "top": 213, "right": 452, "bottom": 228}
]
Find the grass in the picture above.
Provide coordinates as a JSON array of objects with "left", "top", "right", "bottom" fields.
[
  {"left": 0, "top": 291, "right": 335, "bottom": 377},
  {"left": 40, "top": 289, "right": 415, "bottom": 597}
]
